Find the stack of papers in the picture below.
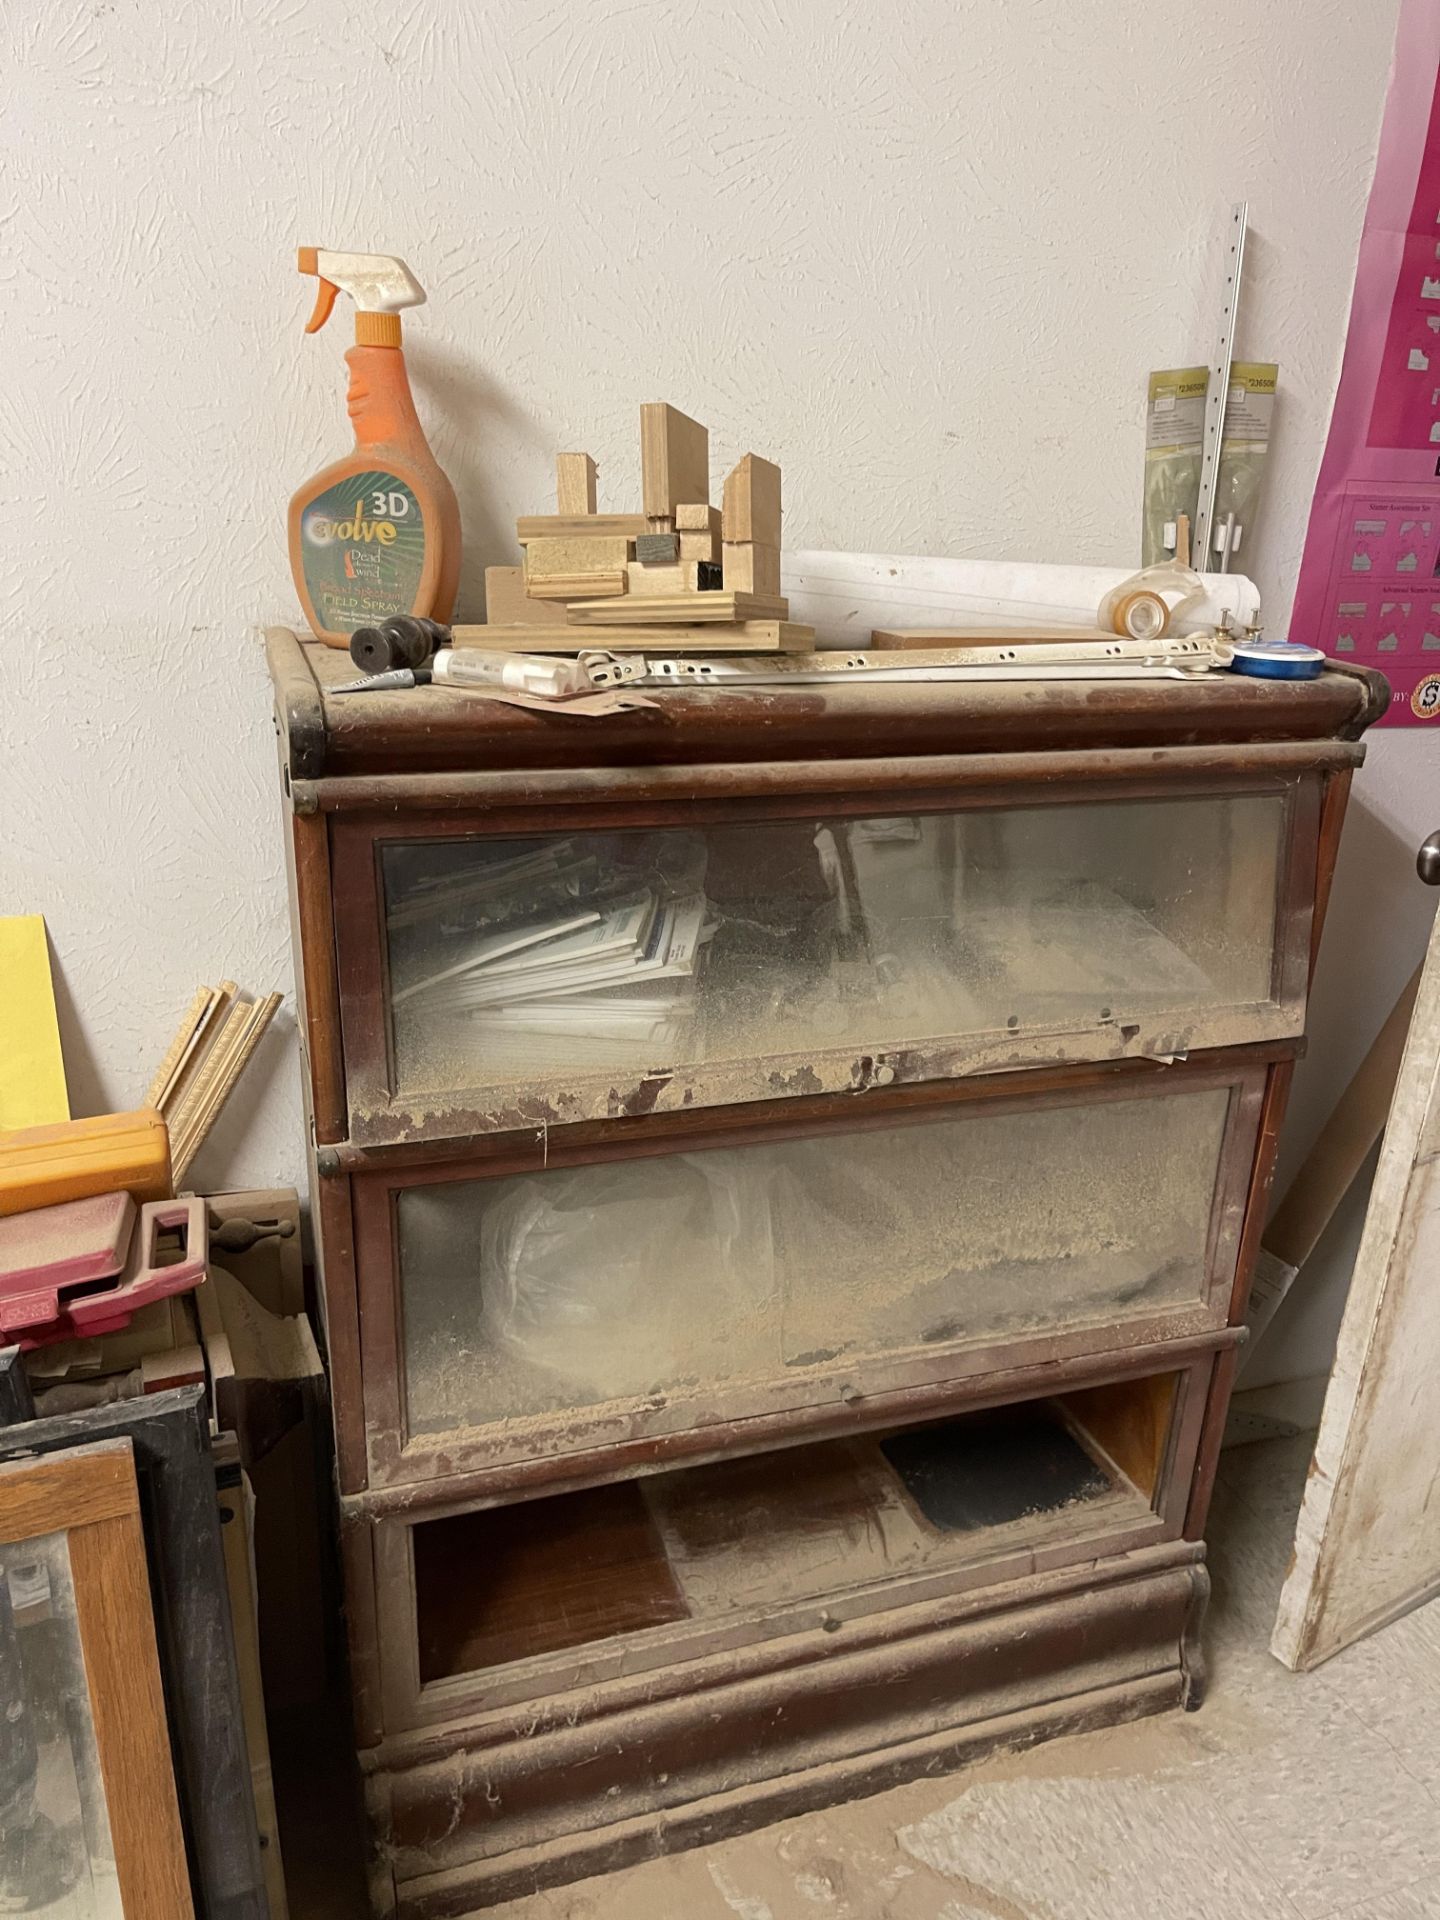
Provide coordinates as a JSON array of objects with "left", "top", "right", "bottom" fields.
[
  {"left": 391, "top": 858, "right": 711, "bottom": 1068},
  {"left": 386, "top": 841, "right": 599, "bottom": 934}
]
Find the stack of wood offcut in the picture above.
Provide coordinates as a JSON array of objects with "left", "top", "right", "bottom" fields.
[
  {"left": 465, "top": 403, "right": 810, "bottom": 654},
  {"left": 146, "top": 983, "right": 282, "bottom": 1185}
]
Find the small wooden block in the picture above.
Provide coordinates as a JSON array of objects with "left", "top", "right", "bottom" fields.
[
  {"left": 722, "top": 453, "right": 782, "bottom": 546},
  {"left": 527, "top": 571, "right": 628, "bottom": 600},
  {"left": 626, "top": 561, "right": 701, "bottom": 597},
  {"left": 567, "top": 590, "right": 789, "bottom": 626},
  {"left": 676, "top": 503, "right": 720, "bottom": 534},
  {"left": 635, "top": 532, "right": 680, "bottom": 565},
  {"left": 516, "top": 514, "right": 648, "bottom": 541},
  {"left": 640, "top": 403, "right": 709, "bottom": 519},
  {"left": 555, "top": 453, "right": 597, "bottom": 516},
  {"left": 141, "top": 1342, "right": 206, "bottom": 1394},
  {"left": 452, "top": 620, "right": 813, "bottom": 653},
  {"left": 626, "top": 561, "right": 723, "bottom": 597},
  {"left": 484, "top": 566, "right": 556, "bottom": 628},
  {"left": 646, "top": 514, "right": 675, "bottom": 534},
  {"left": 722, "top": 542, "right": 782, "bottom": 596},
  {"left": 524, "top": 536, "right": 632, "bottom": 578},
  {"left": 678, "top": 528, "right": 720, "bottom": 563}
]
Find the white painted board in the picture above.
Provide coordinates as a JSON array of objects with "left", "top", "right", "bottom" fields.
[{"left": 1273, "top": 896, "right": 1440, "bottom": 1669}]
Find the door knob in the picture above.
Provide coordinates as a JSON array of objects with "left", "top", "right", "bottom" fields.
[{"left": 1419, "top": 832, "right": 1440, "bottom": 886}]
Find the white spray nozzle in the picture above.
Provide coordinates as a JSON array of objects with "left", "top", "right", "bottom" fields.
[{"left": 298, "top": 248, "right": 426, "bottom": 333}]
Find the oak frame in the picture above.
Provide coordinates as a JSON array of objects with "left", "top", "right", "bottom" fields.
[{"left": 0, "top": 1438, "right": 194, "bottom": 1919}]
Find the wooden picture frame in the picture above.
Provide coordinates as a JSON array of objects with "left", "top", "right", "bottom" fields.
[
  {"left": 0, "top": 1436, "right": 194, "bottom": 1916},
  {"left": 0, "top": 1384, "right": 269, "bottom": 1920}
]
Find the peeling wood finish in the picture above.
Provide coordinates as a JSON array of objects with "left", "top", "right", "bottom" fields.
[
  {"left": 276, "top": 632, "right": 1378, "bottom": 778},
  {"left": 342, "top": 1005, "right": 1297, "bottom": 1152},
  {"left": 298, "top": 740, "right": 1363, "bottom": 815}
]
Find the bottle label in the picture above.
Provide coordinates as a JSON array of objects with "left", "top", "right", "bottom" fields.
[{"left": 299, "top": 470, "right": 426, "bottom": 634}]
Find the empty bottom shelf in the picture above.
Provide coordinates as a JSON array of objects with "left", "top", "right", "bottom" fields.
[{"left": 414, "top": 1375, "right": 1178, "bottom": 1685}]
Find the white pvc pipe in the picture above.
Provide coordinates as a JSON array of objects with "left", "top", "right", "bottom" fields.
[{"left": 782, "top": 550, "right": 1261, "bottom": 648}]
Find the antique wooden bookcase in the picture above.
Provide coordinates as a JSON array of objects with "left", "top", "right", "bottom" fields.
[{"left": 267, "top": 629, "right": 1385, "bottom": 1917}]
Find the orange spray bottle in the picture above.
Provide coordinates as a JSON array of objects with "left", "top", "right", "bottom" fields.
[{"left": 288, "top": 249, "right": 461, "bottom": 646}]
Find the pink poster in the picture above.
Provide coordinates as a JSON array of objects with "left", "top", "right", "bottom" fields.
[{"left": 1292, "top": 0, "right": 1440, "bottom": 723}]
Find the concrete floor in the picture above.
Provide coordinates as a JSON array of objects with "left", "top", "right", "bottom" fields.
[{"left": 481, "top": 1435, "right": 1440, "bottom": 1920}]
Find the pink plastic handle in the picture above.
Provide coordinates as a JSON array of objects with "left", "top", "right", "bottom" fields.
[{"left": 65, "top": 1196, "right": 208, "bottom": 1336}]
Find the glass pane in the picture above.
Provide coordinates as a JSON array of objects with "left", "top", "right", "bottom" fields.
[
  {"left": 380, "top": 795, "right": 1284, "bottom": 1114},
  {"left": 0, "top": 1532, "right": 122, "bottom": 1918},
  {"left": 399, "top": 1084, "right": 1230, "bottom": 1437}
]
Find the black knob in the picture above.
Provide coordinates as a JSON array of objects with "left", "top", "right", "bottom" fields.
[
  {"left": 348, "top": 616, "right": 440, "bottom": 674},
  {"left": 1419, "top": 832, "right": 1440, "bottom": 887}
]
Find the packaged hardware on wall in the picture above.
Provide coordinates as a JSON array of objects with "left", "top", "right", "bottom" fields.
[{"left": 1142, "top": 363, "right": 1277, "bottom": 569}]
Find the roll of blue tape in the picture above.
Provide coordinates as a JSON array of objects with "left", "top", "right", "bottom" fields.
[{"left": 1228, "top": 639, "right": 1326, "bottom": 681}]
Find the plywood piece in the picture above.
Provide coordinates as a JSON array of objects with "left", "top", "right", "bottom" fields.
[
  {"left": 523, "top": 535, "right": 632, "bottom": 578},
  {"left": 723, "top": 542, "right": 782, "bottom": 596},
  {"left": 482, "top": 565, "right": 554, "bottom": 628},
  {"left": 1274, "top": 904, "right": 1440, "bottom": 1670},
  {"left": 526, "top": 571, "right": 628, "bottom": 600},
  {"left": 1266, "top": 962, "right": 1423, "bottom": 1271},
  {"left": 555, "top": 452, "right": 597, "bottom": 516},
  {"left": 722, "top": 452, "right": 782, "bottom": 546},
  {"left": 515, "top": 513, "right": 648, "bottom": 541},
  {"left": 450, "top": 619, "right": 813, "bottom": 652},
  {"left": 0, "top": 915, "right": 68, "bottom": 1129},
  {"left": 640, "top": 403, "right": 709, "bottom": 518},
  {"left": 567, "top": 589, "right": 789, "bottom": 626},
  {"left": 676, "top": 502, "right": 721, "bottom": 534}
]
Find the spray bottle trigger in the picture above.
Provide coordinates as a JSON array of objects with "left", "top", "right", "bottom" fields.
[{"left": 304, "top": 277, "right": 338, "bottom": 333}]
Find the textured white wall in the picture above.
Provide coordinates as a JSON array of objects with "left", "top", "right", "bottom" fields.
[{"left": 0, "top": 0, "right": 1415, "bottom": 1206}]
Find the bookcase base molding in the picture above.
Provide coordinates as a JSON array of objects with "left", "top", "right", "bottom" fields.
[{"left": 364, "top": 1542, "right": 1208, "bottom": 1918}]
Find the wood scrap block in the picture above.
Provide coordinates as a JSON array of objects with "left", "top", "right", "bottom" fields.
[
  {"left": 722, "top": 542, "right": 782, "bottom": 596},
  {"left": 523, "top": 535, "right": 632, "bottom": 578},
  {"left": 451, "top": 620, "right": 813, "bottom": 653},
  {"left": 566, "top": 590, "right": 789, "bottom": 626},
  {"left": 635, "top": 532, "right": 680, "bottom": 565},
  {"left": 640, "top": 404, "right": 709, "bottom": 519},
  {"left": 679, "top": 527, "right": 720, "bottom": 563},
  {"left": 676, "top": 503, "right": 721, "bottom": 534},
  {"left": 555, "top": 452, "right": 597, "bottom": 516},
  {"left": 516, "top": 514, "right": 647, "bottom": 541},
  {"left": 722, "top": 453, "right": 782, "bottom": 546},
  {"left": 646, "top": 515, "right": 675, "bottom": 535},
  {"left": 484, "top": 565, "right": 555, "bottom": 628},
  {"left": 626, "top": 561, "right": 700, "bottom": 596},
  {"left": 526, "top": 571, "right": 627, "bottom": 600},
  {"left": 626, "top": 561, "right": 723, "bottom": 597}
]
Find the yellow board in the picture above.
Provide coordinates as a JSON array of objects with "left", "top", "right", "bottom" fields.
[{"left": 0, "top": 916, "right": 69, "bottom": 1130}]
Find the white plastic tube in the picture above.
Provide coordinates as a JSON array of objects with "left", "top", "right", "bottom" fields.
[{"left": 781, "top": 550, "right": 1261, "bottom": 649}]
